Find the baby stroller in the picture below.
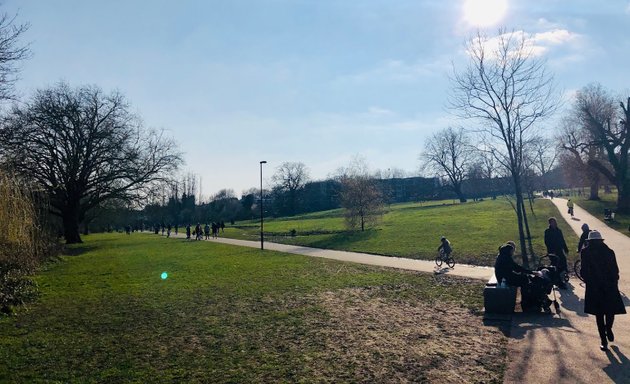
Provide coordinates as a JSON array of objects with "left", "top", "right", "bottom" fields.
[{"left": 521, "top": 268, "right": 554, "bottom": 313}]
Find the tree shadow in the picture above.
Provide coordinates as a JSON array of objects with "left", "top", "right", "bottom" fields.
[
  {"left": 307, "top": 229, "right": 379, "bottom": 250},
  {"left": 603, "top": 346, "right": 630, "bottom": 383},
  {"left": 557, "top": 282, "right": 588, "bottom": 317},
  {"left": 63, "top": 244, "right": 97, "bottom": 256},
  {"left": 508, "top": 311, "right": 574, "bottom": 340}
]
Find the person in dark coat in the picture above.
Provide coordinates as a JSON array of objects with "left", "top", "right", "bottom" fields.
[
  {"left": 580, "top": 230, "right": 626, "bottom": 351},
  {"left": 544, "top": 217, "right": 569, "bottom": 288},
  {"left": 494, "top": 241, "right": 536, "bottom": 287},
  {"left": 577, "top": 223, "right": 589, "bottom": 252}
]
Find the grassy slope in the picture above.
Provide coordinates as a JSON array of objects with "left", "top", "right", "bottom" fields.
[
  {"left": 227, "top": 198, "right": 578, "bottom": 266},
  {"left": 0, "top": 233, "right": 506, "bottom": 383},
  {"left": 573, "top": 192, "right": 630, "bottom": 236}
]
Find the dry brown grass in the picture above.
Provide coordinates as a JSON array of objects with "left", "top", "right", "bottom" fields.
[{"left": 300, "top": 285, "right": 507, "bottom": 384}]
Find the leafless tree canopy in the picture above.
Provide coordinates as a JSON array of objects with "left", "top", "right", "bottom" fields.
[
  {"left": 557, "top": 113, "right": 607, "bottom": 199},
  {"left": 0, "top": 12, "right": 29, "bottom": 102},
  {"left": 271, "top": 162, "right": 310, "bottom": 215},
  {"left": 421, "top": 127, "right": 473, "bottom": 202},
  {"left": 336, "top": 157, "right": 384, "bottom": 231},
  {"left": 567, "top": 83, "right": 630, "bottom": 211},
  {"left": 0, "top": 83, "right": 182, "bottom": 243},
  {"left": 272, "top": 162, "right": 309, "bottom": 194},
  {"left": 449, "top": 30, "right": 560, "bottom": 263},
  {"left": 449, "top": 30, "right": 558, "bottom": 176}
]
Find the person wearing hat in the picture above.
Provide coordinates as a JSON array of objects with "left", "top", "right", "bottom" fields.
[{"left": 580, "top": 230, "right": 626, "bottom": 351}]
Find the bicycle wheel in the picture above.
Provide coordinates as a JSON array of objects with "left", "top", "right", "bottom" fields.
[
  {"left": 574, "top": 259, "right": 583, "bottom": 282},
  {"left": 435, "top": 254, "right": 443, "bottom": 267},
  {"left": 446, "top": 256, "right": 455, "bottom": 269}
]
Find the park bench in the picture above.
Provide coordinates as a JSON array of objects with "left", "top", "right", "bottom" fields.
[
  {"left": 483, "top": 274, "right": 517, "bottom": 315},
  {"left": 604, "top": 209, "right": 615, "bottom": 221}
]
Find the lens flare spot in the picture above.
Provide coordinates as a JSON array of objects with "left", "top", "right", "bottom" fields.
[{"left": 161, "top": 272, "right": 168, "bottom": 280}]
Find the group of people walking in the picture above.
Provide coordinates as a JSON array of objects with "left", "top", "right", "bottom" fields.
[
  {"left": 185, "top": 221, "right": 225, "bottom": 241},
  {"left": 494, "top": 203, "right": 625, "bottom": 351}
]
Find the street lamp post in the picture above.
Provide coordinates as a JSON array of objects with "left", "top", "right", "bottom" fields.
[{"left": 260, "top": 161, "right": 267, "bottom": 250}]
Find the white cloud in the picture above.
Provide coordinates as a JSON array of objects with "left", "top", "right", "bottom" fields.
[
  {"left": 626, "top": 2, "right": 630, "bottom": 14},
  {"left": 533, "top": 29, "right": 577, "bottom": 45},
  {"left": 471, "top": 29, "right": 582, "bottom": 59}
]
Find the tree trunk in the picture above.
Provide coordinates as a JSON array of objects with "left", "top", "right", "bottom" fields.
[
  {"left": 453, "top": 183, "right": 467, "bottom": 203},
  {"left": 617, "top": 179, "right": 630, "bottom": 214},
  {"left": 513, "top": 178, "right": 529, "bottom": 268},
  {"left": 521, "top": 199, "right": 535, "bottom": 256},
  {"left": 588, "top": 167, "right": 599, "bottom": 200},
  {"left": 62, "top": 203, "right": 83, "bottom": 244}
]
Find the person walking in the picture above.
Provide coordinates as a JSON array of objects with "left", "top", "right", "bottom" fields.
[
  {"left": 544, "top": 217, "right": 569, "bottom": 289},
  {"left": 578, "top": 223, "right": 590, "bottom": 252},
  {"left": 580, "top": 230, "right": 626, "bottom": 351}
]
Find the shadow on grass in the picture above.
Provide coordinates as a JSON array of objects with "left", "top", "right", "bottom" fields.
[
  {"left": 394, "top": 201, "right": 466, "bottom": 213},
  {"left": 63, "top": 244, "right": 98, "bottom": 256},
  {"left": 306, "top": 229, "right": 379, "bottom": 250}
]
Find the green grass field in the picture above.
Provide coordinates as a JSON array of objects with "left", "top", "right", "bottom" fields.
[
  {"left": 0, "top": 233, "right": 507, "bottom": 383},
  {"left": 225, "top": 198, "right": 578, "bottom": 266},
  {"left": 572, "top": 191, "right": 630, "bottom": 236}
]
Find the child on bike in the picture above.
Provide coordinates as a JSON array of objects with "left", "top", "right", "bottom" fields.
[{"left": 437, "top": 236, "right": 452, "bottom": 258}]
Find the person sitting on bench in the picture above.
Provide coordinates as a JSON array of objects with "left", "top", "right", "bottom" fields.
[{"left": 494, "top": 241, "right": 538, "bottom": 287}]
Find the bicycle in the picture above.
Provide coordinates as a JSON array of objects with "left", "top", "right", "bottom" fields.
[{"left": 435, "top": 249, "right": 455, "bottom": 268}]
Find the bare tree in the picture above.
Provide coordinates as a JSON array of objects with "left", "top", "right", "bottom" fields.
[
  {"left": 557, "top": 114, "right": 606, "bottom": 200},
  {"left": 449, "top": 30, "right": 560, "bottom": 266},
  {"left": 569, "top": 84, "right": 630, "bottom": 212},
  {"left": 0, "top": 12, "right": 30, "bottom": 102},
  {"left": 336, "top": 157, "right": 384, "bottom": 231},
  {"left": 421, "top": 127, "right": 474, "bottom": 202},
  {"left": 0, "top": 83, "right": 182, "bottom": 243},
  {"left": 271, "top": 161, "right": 309, "bottom": 215}
]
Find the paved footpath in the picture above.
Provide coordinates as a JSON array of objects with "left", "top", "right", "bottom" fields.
[
  {"left": 169, "top": 232, "right": 493, "bottom": 280},
  {"left": 503, "top": 198, "right": 630, "bottom": 384}
]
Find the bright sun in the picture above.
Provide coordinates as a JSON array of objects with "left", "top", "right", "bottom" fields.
[{"left": 463, "top": 0, "right": 508, "bottom": 27}]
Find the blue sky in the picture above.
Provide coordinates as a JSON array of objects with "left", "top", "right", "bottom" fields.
[{"left": 4, "top": 0, "right": 630, "bottom": 199}]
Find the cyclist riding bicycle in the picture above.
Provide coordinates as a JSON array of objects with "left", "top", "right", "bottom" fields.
[{"left": 437, "top": 236, "right": 452, "bottom": 258}]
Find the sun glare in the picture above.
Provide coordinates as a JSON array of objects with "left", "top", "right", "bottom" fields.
[{"left": 463, "top": 0, "right": 508, "bottom": 27}]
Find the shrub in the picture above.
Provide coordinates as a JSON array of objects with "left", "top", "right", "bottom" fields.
[{"left": 0, "top": 170, "right": 58, "bottom": 314}]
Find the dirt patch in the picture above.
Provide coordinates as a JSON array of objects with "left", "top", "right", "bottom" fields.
[{"left": 303, "top": 285, "right": 507, "bottom": 383}]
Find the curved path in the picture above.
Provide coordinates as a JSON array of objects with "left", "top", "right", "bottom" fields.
[
  {"left": 503, "top": 198, "right": 630, "bottom": 384},
  {"left": 169, "top": 232, "right": 493, "bottom": 280}
]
